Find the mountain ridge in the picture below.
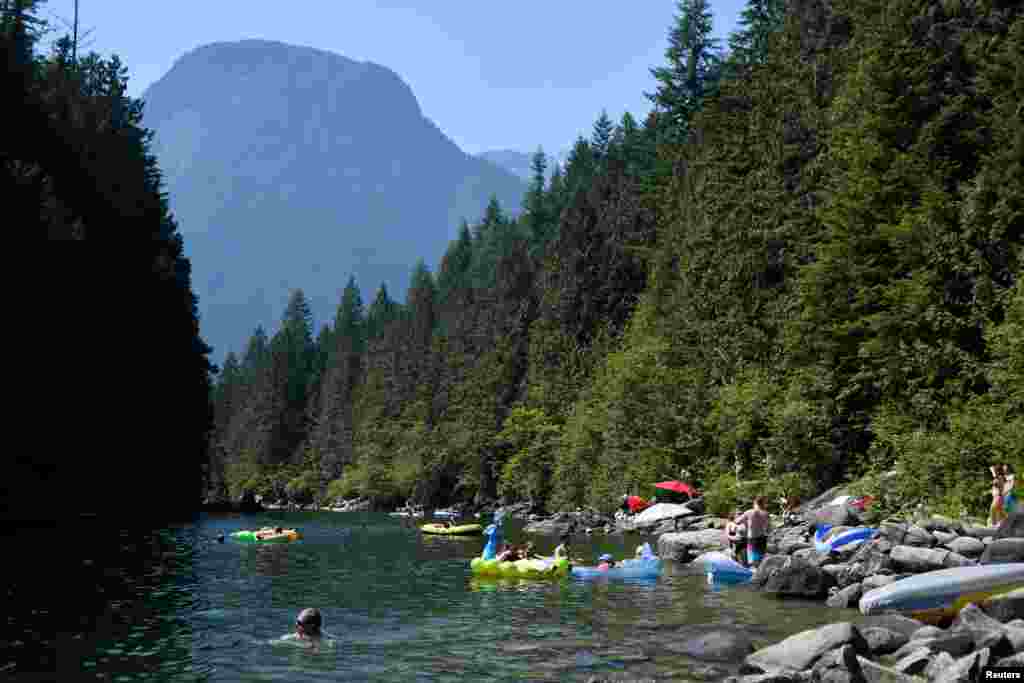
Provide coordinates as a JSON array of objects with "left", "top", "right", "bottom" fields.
[{"left": 143, "top": 39, "right": 526, "bottom": 361}]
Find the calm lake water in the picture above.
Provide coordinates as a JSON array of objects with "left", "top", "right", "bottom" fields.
[{"left": 33, "top": 512, "right": 853, "bottom": 681}]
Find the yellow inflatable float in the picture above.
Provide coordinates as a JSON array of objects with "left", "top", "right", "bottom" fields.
[{"left": 470, "top": 556, "right": 570, "bottom": 579}]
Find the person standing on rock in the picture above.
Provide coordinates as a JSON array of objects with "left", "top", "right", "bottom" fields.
[
  {"left": 736, "top": 496, "right": 770, "bottom": 568},
  {"left": 990, "top": 465, "right": 1008, "bottom": 526},
  {"left": 1001, "top": 464, "right": 1017, "bottom": 515}
]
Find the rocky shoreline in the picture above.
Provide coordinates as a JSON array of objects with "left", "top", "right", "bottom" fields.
[{"left": 525, "top": 492, "right": 1023, "bottom": 683}]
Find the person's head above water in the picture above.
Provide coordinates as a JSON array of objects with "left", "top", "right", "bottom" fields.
[{"left": 295, "top": 608, "right": 322, "bottom": 638}]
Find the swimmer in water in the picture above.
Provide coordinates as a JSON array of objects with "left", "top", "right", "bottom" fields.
[{"left": 277, "top": 608, "right": 337, "bottom": 650}]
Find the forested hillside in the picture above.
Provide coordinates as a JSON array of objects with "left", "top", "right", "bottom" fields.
[
  {"left": 212, "top": 0, "right": 1021, "bottom": 518},
  {"left": 21, "top": 0, "right": 214, "bottom": 520}
]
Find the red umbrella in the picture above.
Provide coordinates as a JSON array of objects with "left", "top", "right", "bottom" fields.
[{"left": 653, "top": 481, "right": 698, "bottom": 497}]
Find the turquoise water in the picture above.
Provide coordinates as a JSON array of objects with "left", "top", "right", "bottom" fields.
[{"left": 41, "top": 512, "right": 847, "bottom": 681}]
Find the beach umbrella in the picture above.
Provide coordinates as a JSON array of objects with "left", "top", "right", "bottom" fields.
[{"left": 653, "top": 481, "right": 698, "bottom": 497}]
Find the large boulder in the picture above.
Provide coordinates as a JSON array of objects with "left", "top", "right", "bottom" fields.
[
  {"left": 980, "top": 537, "right": 1024, "bottom": 565},
  {"left": 751, "top": 555, "right": 790, "bottom": 587},
  {"left": 743, "top": 623, "right": 869, "bottom": 673},
  {"left": 826, "top": 583, "right": 863, "bottom": 608},
  {"left": 891, "top": 647, "right": 933, "bottom": 676},
  {"left": 920, "top": 517, "right": 966, "bottom": 535},
  {"left": 762, "top": 555, "right": 833, "bottom": 598},
  {"left": 860, "top": 626, "right": 909, "bottom": 656},
  {"left": 658, "top": 528, "right": 725, "bottom": 560},
  {"left": 878, "top": 522, "right": 935, "bottom": 547},
  {"left": 945, "top": 536, "right": 985, "bottom": 557},
  {"left": 807, "top": 504, "right": 862, "bottom": 529},
  {"left": 856, "top": 614, "right": 926, "bottom": 640},
  {"left": 931, "top": 648, "right": 990, "bottom": 683},
  {"left": 963, "top": 524, "right": 1001, "bottom": 539},
  {"left": 890, "top": 631, "right": 975, "bottom": 660},
  {"left": 997, "top": 512, "right": 1024, "bottom": 539},
  {"left": 889, "top": 545, "right": 974, "bottom": 572},
  {"left": 980, "top": 587, "right": 1024, "bottom": 624},
  {"left": 854, "top": 655, "right": 922, "bottom": 683},
  {"left": 522, "top": 517, "right": 575, "bottom": 535},
  {"left": 951, "top": 603, "right": 1017, "bottom": 658}
]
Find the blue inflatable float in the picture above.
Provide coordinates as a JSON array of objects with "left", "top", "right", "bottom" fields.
[
  {"left": 572, "top": 543, "right": 661, "bottom": 580},
  {"left": 695, "top": 550, "right": 753, "bottom": 585},
  {"left": 813, "top": 525, "right": 877, "bottom": 554}
]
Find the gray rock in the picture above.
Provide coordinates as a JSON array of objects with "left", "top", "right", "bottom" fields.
[
  {"left": 827, "top": 583, "right": 863, "bottom": 608},
  {"left": 743, "top": 622, "right": 868, "bottom": 673},
  {"left": 811, "top": 646, "right": 859, "bottom": 683},
  {"left": 889, "top": 545, "right": 974, "bottom": 572},
  {"left": 778, "top": 538, "right": 814, "bottom": 555},
  {"left": 822, "top": 564, "right": 848, "bottom": 579},
  {"left": 944, "top": 536, "right": 985, "bottom": 557},
  {"left": 891, "top": 632, "right": 975, "bottom": 660},
  {"left": 951, "top": 603, "right": 1019, "bottom": 657},
  {"left": 931, "top": 648, "right": 989, "bottom": 683},
  {"left": 861, "top": 626, "right": 909, "bottom": 656},
  {"left": 751, "top": 555, "right": 790, "bottom": 587},
  {"left": 862, "top": 574, "right": 898, "bottom": 590},
  {"left": 996, "top": 512, "right": 1024, "bottom": 539},
  {"left": 1003, "top": 624, "right": 1024, "bottom": 652},
  {"left": 522, "top": 518, "right": 574, "bottom": 535},
  {"left": 668, "top": 629, "right": 755, "bottom": 662},
  {"left": 911, "top": 626, "right": 947, "bottom": 640},
  {"left": 809, "top": 504, "right": 863, "bottom": 529},
  {"left": 980, "top": 538, "right": 1024, "bottom": 565},
  {"left": 657, "top": 528, "right": 726, "bottom": 560},
  {"left": 728, "top": 674, "right": 809, "bottom": 683},
  {"left": 880, "top": 522, "right": 935, "bottom": 547},
  {"left": 994, "top": 652, "right": 1024, "bottom": 666},
  {"left": 762, "top": 555, "right": 833, "bottom": 599},
  {"left": 932, "top": 530, "right": 958, "bottom": 546},
  {"left": 854, "top": 655, "right": 923, "bottom": 683},
  {"left": 962, "top": 524, "right": 1000, "bottom": 539},
  {"left": 921, "top": 517, "right": 965, "bottom": 535},
  {"left": 891, "top": 647, "right": 932, "bottom": 676},
  {"left": 922, "top": 652, "right": 956, "bottom": 680},
  {"left": 791, "top": 548, "right": 835, "bottom": 567},
  {"left": 857, "top": 614, "right": 926, "bottom": 640}
]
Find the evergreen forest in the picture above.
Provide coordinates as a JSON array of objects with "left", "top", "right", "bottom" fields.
[{"left": 33, "top": 0, "right": 1024, "bottom": 520}]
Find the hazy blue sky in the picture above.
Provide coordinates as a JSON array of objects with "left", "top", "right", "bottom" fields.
[{"left": 40, "top": 1, "right": 748, "bottom": 157}]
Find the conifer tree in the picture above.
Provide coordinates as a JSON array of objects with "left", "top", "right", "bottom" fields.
[
  {"left": 591, "top": 109, "right": 614, "bottom": 161},
  {"left": 727, "top": 0, "right": 784, "bottom": 67},
  {"left": 366, "top": 283, "right": 398, "bottom": 340},
  {"left": 523, "top": 146, "right": 551, "bottom": 253},
  {"left": 334, "top": 276, "right": 366, "bottom": 354},
  {"left": 647, "top": 0, "right": 722, "bottom": 141}
]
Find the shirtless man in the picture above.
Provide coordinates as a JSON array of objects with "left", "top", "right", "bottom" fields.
[{"left": 736, "top": 496, "right": 770, "bottom": 568}]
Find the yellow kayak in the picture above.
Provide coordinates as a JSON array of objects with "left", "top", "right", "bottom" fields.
[{"left": 420, "top": 523, "right": 483, "bottom": 536}]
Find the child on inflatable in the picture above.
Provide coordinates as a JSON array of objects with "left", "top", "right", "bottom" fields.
[{"left": 596, "top": 553, "right": 616, "bottom": 571}]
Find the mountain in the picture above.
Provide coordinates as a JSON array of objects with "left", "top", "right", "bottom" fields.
[
  {"left": 142, "top": 39, "right": 526, "bottom": 362},
  {"left": 477, "top": 148, "right": 568, "bottom": 181}
]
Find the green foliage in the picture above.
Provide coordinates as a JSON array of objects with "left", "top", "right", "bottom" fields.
[
  {"left": 495, "top": 407, "right": 562, "bottom": 503},
  {"left": 206, "top": 0, "right": 1024, "bottom": 522}
]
